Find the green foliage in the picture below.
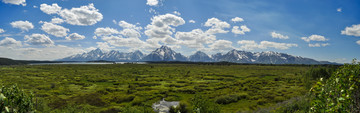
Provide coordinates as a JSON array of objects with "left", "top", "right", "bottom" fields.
[
  {"left": 191, "top": 94, "right": 220, "bottom": 113},
  {"left": 215, "top": 93, "right": 248, "bottom": 104},
  {"left": 274, "top": 96, "right": 286, "bottom": 103},
  {"left": 0, "top": 85, "right": 35, "bottom": 113},
  {"left": 120, "top": 105, "right": 154, "bottom": 113},
  {"left": 313, "top": 66, "right": 337, "bottom": 79},
  {"left": 303, "top": 66, "right": 338, "bottom": 90},
  {"left": 169, "top": 102, "right": 188, "bottom": 113},
  {"left": 257, "top": 98, "right": 267, "bottom": 105},
  {"left": 0, "top": 64, "right": 322, "bottom": 112},
  {"left": 273, "top": 97, "right": 310, "bottom": 113},
  {"left": 309, "top": 60, "right": 360, "bottom": 112}
]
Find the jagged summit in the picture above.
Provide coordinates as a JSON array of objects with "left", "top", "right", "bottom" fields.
[
  {"left": 189, "top": 51, "right": 212, "bottom": 62},
  {"left": 141, "top": 46, "right": 187, "bottom": 61},
  {"left": 159, "top": 45, "right": 171, "bottom": 50}
]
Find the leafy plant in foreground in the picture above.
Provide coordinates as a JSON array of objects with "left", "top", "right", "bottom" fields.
[
  {"left": 309, "top": 60, "right": 360, "bottom": 112},
  {"left": 0, "top": 85, "right": 35, "bottom": 113}
]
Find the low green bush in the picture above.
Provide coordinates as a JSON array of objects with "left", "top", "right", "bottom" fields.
[
  {"left": 131, "top": 96, "right": 145, "bottom": 106},
  {"left": 274, "top": 96, "right": 286, "bottom": 103},
  {"left": 169, "top": 102, "right": 188, "bottom": 113},
  {"left": 257, "top": 98, "right": 267, "bottom": 105},
  {"left": 192, "top": 94, "right": 220, "bottom": 113},
  {"left": 274, "top": 97, "right": 310, "bottom": 113},
  {"left": 111, "top": 95, "right": 135, "bottom": 104},
  {"left": 215, "top": 93, "right": 248, "bottom": 104},
  {"left": 120, "top": 105, "right": 154, "bottom": 113}
]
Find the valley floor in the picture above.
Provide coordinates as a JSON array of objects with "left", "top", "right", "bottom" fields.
[{"left": 0, "top": 64, "right": 316, "bottom": 112}]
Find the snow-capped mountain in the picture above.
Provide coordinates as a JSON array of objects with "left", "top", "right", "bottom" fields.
[
  {"left": 58, "top": 49, "right": 145, "bottom": 61},
  {"left": 59, "top": 48, "right": 104, "bottom": 61},
  {"left": 216, "top": 50, "right": 332, "bottom": 64},
  {"left": 141, "top": 46, "right": 188, "bottom": 61},
  {"left": 211, "top": 53, "right": 224, "bottom": 61},
  {"left": 58, "top": 46, "right": 334, "bottom": 64},
  {"left": 189, "top": 51, "right": 213, "bottom": 62},
  {"left": 218, "top": 49, "right": 255, "bottom": 63}
]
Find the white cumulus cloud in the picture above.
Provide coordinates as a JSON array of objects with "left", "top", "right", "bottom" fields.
[
  {"left": 271, "top": 31, "right": 289, "bottom": 39},
  {"left": 173, "top": 11, "right": 181, "bottom": 15},
  {"left": 337, "top": 8, "right": 342, "bottom": 12},
  {"left": 356, "top": 40, "right": 360, "bottom": 45},
  {"left": 208, "top": 40, "right": 234, "bottom": 52},
  {"left": 260, "top": 41, "right": 298, "bottom": 50},
  {"left": 301, "top": 35, "right": 328, "bottom": 42},
  {"left": 145, "top": 13, "right": 185, "bottom": 39},
  {"left": 0, "top": 37, "right": 22, "bottom": 47},
  {"left": 308, "top": 43, "right": 330, "bottom": 47},
  {"left": 24, "top": 34, "right": 54, "bottom": 46},
  {"left": 59, "top": 3, "right": 103, "bottom": 26},
  {"left": 101, "top": 35, "right": 146, "bottom": 48},
  {"left": 117, "top": 21, "right": 142, "bottom": 39},
  {"left": 341, "top": 24, "right": 360, "bottom": 37},
  {"left": 94, "top": 27, "right": 120, "bottom": 36},
  {"left": 231, "top": 17, "right": 244, "bottom": 23},
  {"left": 66, "top": 33, "right": 85, "bottom": 40},
  {"left": 118, "top": 21, "right": 142, "bottom": 30},
  {"left": 50, "top": 18, "right": 64, "bottom": 24},
  {"left": 232, "top": 25, "right": 250, "bottom": 35},
  {"left": 204, "top": 18, "right": 230, "bottom": 34},
  {"left": 96, "top": 42, "right": 114, "bottom": 50},
  {"left": 0, "top": 28, "right": 5, "bottom": 33},
  {"left": 41, "top": 22, "right": 69, "bottom": 37},
  {"left": 96, "top": 21, "right": 143, "bottom": 47},
  {"left": 2, "top": 0, "right": 26, "bottom": 6},
  {"left": 10, "top": 20, "right": 34, "bottom": 32},
  {"left": 40, "top": 3, "right": 62, "bottom": 14},
  {"left": 189, "top": 20, "right": 195, "bottom": 23},
  {"left": 237, "top": 40, "right": 298, "bottom": 50},
  {"left": 146, "top": 0, "right": 159, "bottom": 6},
  {"left": 144, "top": 14, "right": 185, "bottom": 47},
  {"left": 120, "top": 29, "right": 141, "bottom": 39},
  {"left": 175, "top": 29, "right": 216, "bottom": 49}
]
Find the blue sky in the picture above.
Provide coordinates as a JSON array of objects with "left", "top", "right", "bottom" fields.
[{"left": 0, "top": 0, "right": 359, "bottom": 63}]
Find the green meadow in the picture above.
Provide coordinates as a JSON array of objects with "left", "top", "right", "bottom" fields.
[{"left": 0, "top": 64, "right": 331, "bottom": 112}]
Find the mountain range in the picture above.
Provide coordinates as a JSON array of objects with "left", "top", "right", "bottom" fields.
[
  {"left": 58, "top": 46, "right": 334, "bottom": 64},
  {"left": 59, "top": 48, "right": 144, "bottom": 61}
]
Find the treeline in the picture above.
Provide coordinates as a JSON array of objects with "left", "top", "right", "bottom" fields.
[
  {"left": 0, "top": 58, "right": 26, "bottom": 65},
  {"left": 0, "top": 57, "right": 64, "bottom": 65}
]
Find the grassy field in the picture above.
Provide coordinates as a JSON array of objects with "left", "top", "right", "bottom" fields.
[{"left": 0, "top": 64, "right": 319, "bottom": 112}]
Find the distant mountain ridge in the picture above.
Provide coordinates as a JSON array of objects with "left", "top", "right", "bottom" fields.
[
  {"left": 59, "top": 48, "right": 145, "bottom": 61},
  {"left": 58, "top": 46, "right": 335, "bottom": 64}
]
